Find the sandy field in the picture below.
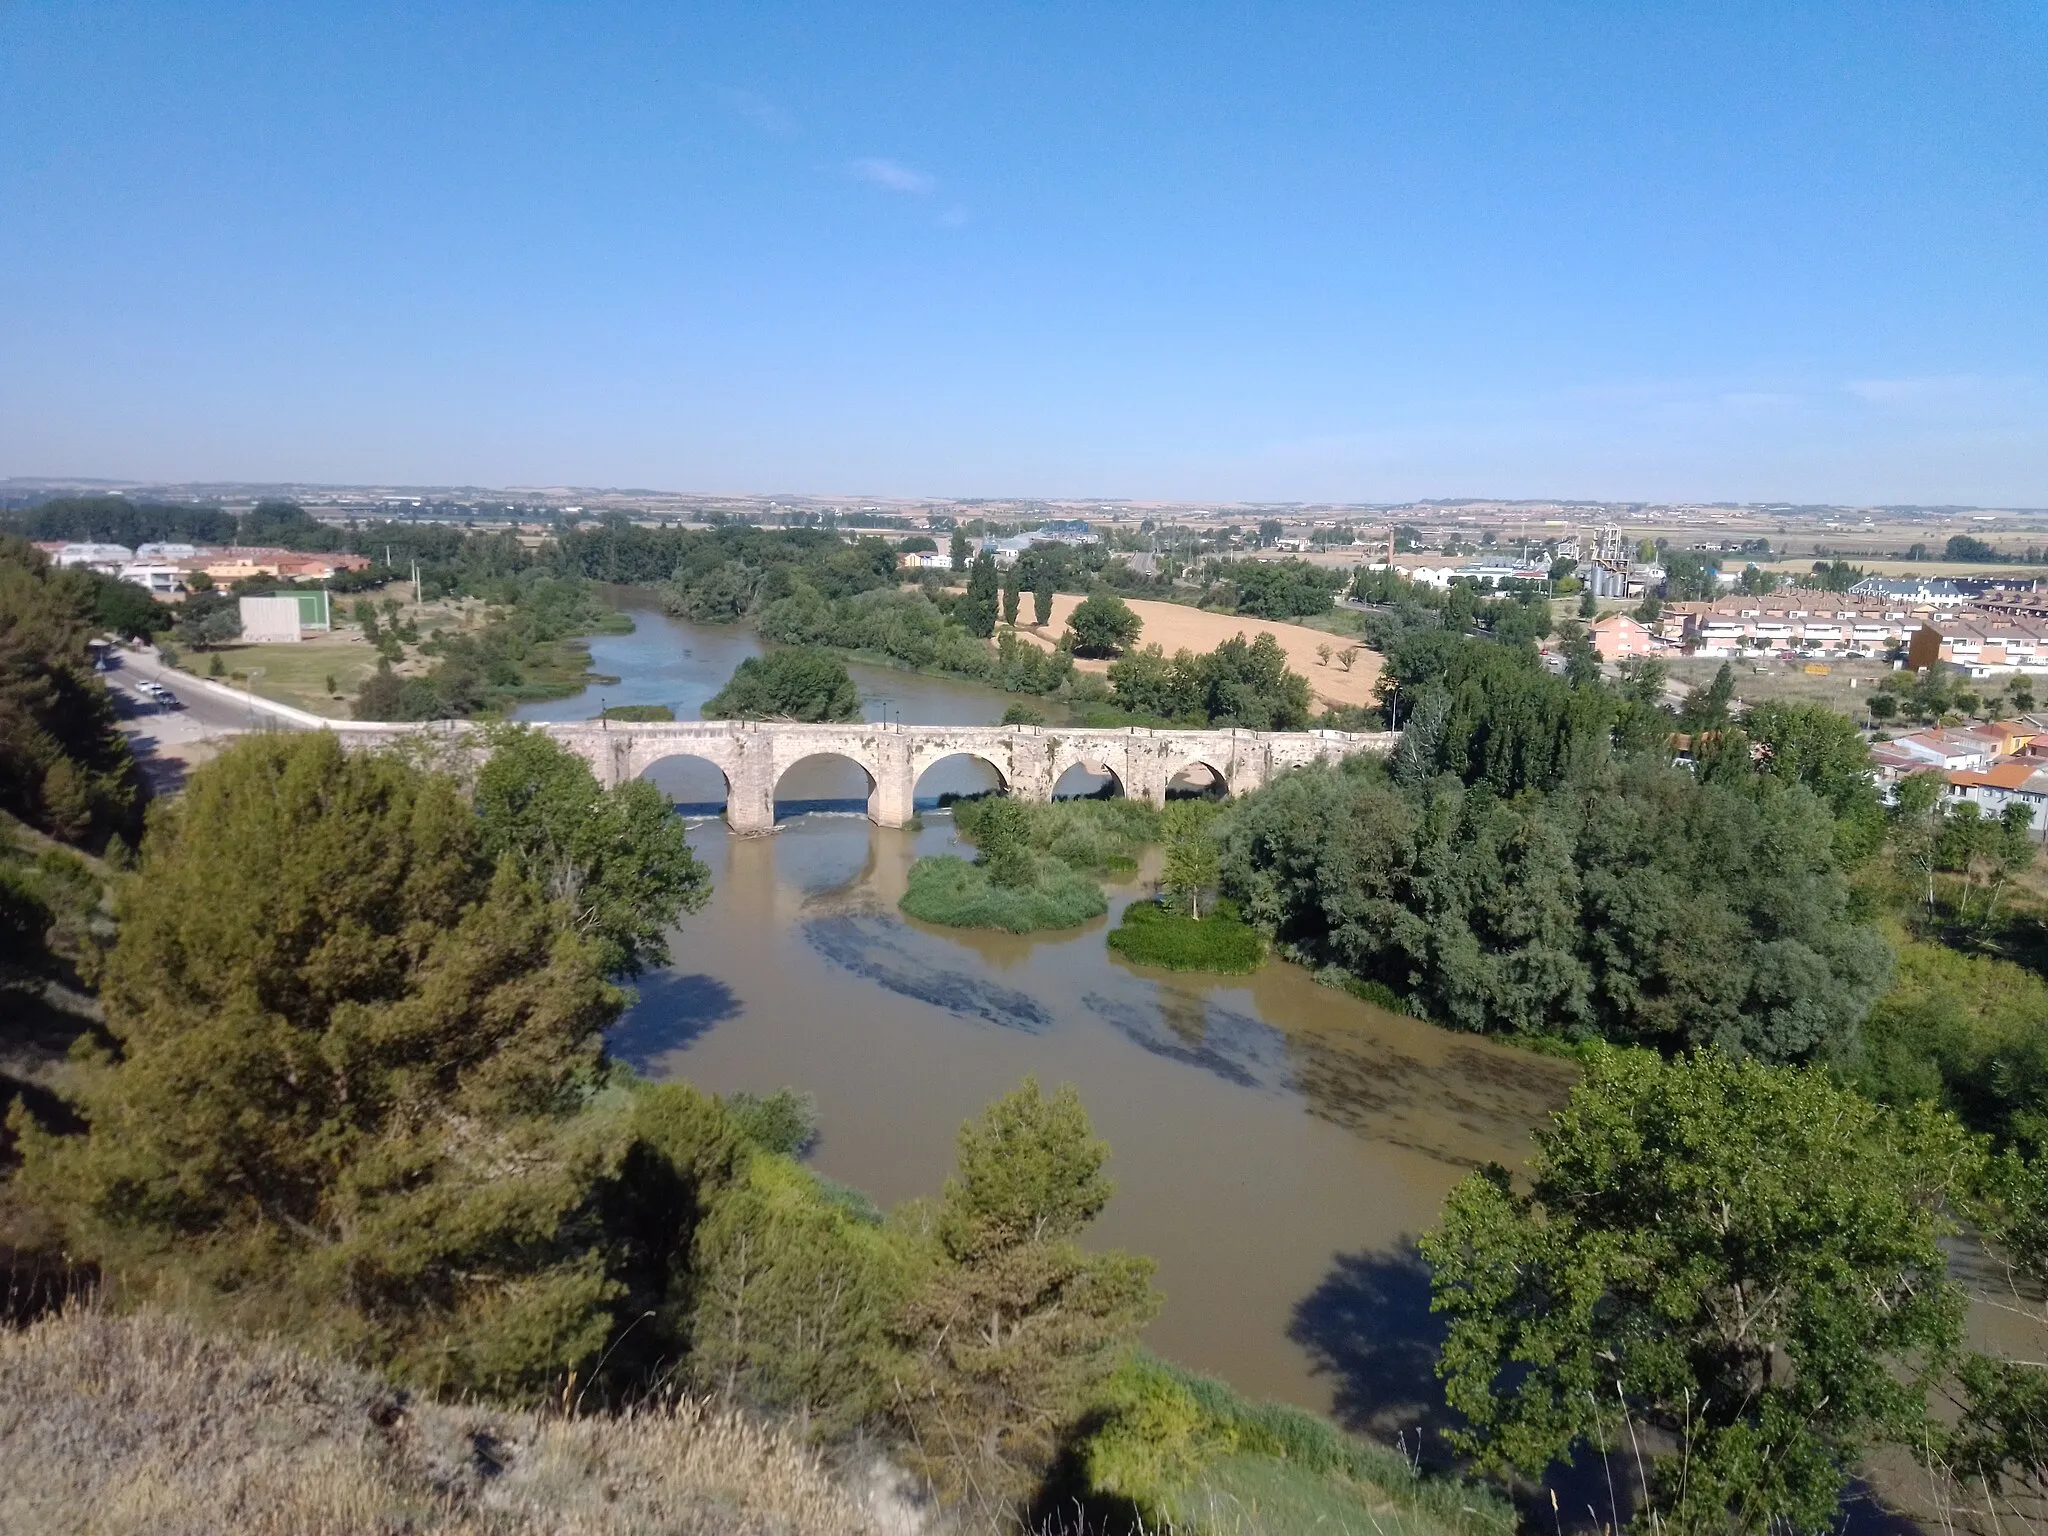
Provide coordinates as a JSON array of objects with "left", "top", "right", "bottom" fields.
[{"left": 1011, "top": 592, "right": 1384, "bottom": 709}]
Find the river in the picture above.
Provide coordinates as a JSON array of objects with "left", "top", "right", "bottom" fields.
[{"left": 519, "top": 609, "right": 1575, "bottom": 1445}]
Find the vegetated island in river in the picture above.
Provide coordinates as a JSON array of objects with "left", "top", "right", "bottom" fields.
[
  {"left": 1107, "top": 898, "right": 1267, "bottom": 974},
  {"left": 900, "top": 796, "right": 1162, "bottom": 933}
]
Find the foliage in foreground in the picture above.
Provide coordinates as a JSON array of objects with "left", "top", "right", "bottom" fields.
[
  {"left": 1423, "top": 1047, "right": 1970, "bottom": 1536},
  {"left": 701, "top": 647, "right": 861, "bottom": 722},
  {"left": 0, "top": 1307, "right": 873, "bottom": 1536},
  {"left": 12, "top": 732, "right": 705, "bottom": 1398},
  {"left": 0, "top": 536, "right": 140, "bottom": 847},
  {"left": 901, "top": 852, "right": 1108, "bottom": 932},
  {"left": 1107, "top": 900, "right": 1265, "bottom": 974},
  {"left": 473, "top": 725, "right": 711, "bottom": 977},
  {"left": 9, "top": 740, "right": 1172, "bottom": 1518},
  {"left": 1080, "top": 1352, "right": 1512, "bottom": 1536}
]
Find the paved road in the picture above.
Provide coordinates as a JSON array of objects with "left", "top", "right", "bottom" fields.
[{"left": 100, "top": 648, "right": 284, "bottom": 791}]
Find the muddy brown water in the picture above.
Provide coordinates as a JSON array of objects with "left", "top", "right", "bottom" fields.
[{"left": 622, "top": 820, "right": 1576, "bottom": 1438}]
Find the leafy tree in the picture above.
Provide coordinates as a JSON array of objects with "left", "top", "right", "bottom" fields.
[
  {"left": 1577, "top": 587, "right": 1597, "bottom": 618},
  {"left": 1947, "top": 534, "right": 1999, "bottom": 562},
  {"left": 1738, "top": 699, "right": 1885, "bottom": 862},
  {"left": 15, "top": 733, "right": 640, "bottom": 1397},
  {"left": 893, "top": 1079, "right": 1160, "bottom": 1512},
  {"left": 971, "top": 796, "right": 1036, "bottom": 889},
  {"left": 86, "top": 571, "right": 172, "bottom": 637},
  {"left": 950, "top": 528, "right": 971, "bottom": 572},
  {"left": 1222, "top": 558, "right": 1346, "bottom": 619},
  {"left": 1257, "top": 519, "right": 1284, "bottom": 547},
  {"left": 1423, "top": 1049, "right": 1969, "bottom": 1536},
  {"left": 1218, "top": 754, "right": 1889, "bottom": 1057},
  {"left": 960, "top": 553, "right": 1001, "bottom": 639},
  {"left": 0, "top": 537, "right": 139, "bottom": 845},
  {"left": 686, "top": 1150, "right": 909, "bottom": 1434},
  {"left": 703, "top": 648, "right": 861, "bottom": 721},
  {"left": 473, "top": 727, "right": 711, "bottom": 976},
  {"left": 1159, "top": 803, "right": 1220, "bottom": 918},
  {"left": 1067, "top": 591, "right": 1142, "bottom": 657},
  {"left": 1892, "top": 770, "right": 1947, "bottom": 913},
  {"left": 1867, "top": 692, "right": 1898, "bottom": 722},
  {"left": 1001, "top": 572, "right": 1021, "bottom": 627}
]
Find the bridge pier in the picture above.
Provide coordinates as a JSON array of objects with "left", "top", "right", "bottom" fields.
[{"left": 867, "top": 735, "right": 915, "bottom": 828}]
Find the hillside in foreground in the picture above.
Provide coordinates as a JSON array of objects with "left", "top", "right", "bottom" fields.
[{"left": 0, "top": 1308, "right": 894, "bottom": 1536}]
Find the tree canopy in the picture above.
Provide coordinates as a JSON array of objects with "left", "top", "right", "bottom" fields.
[
  {"left": 473, "top": 726, "right": 711, "bottom": 976},
  {"left": 1105, "top": 632, "right": 1313, "bottom": 731},
  {"left": 702, "top": 648, "right": 861, "bottom": 722},
  {"left": 0, "top": 537, "right": 139, "bottom": 846},
  {"left": 1423, "top": 1048, "right": 1969, "bottom": 1536},
  {"left": 1066, "top": 591, "right": 1142, "bottom": 657}
]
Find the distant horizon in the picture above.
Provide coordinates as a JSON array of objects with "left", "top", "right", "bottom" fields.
[{"left": 4, "top": 473, "right": 2046, "bottom": 519}]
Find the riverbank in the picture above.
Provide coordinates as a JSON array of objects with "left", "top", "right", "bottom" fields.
[{"left": 170, "top": 587, "right": 620, "bottom": 719}]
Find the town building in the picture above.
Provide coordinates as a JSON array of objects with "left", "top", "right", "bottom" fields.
[
  {"left": 1849, "top": 576, "right": 1971, "bottom": 607},
  {"left": 1663, "top": 594, "right": 1933, "bottom": 657},
  {"left": 1906, "top": 616, "right": 2048, "bottom": 677},
  {"left": 1588, "top": 612, "right": 1660, "bottom": 661}
]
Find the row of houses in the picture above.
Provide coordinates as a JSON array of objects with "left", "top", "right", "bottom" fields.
[
  {"left": 1583, "top": 592, "right": 2048, "bottom": 676},
  {"left": 36, "top": 541, "right": 370, "bottom": 596},
  {"left": 1868, "top": 720, "right": 2048, "bottom": 826}
]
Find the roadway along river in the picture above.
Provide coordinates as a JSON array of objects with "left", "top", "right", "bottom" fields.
[{"left": 519, "top": 608, "right": 1575, "bottom": 1445}]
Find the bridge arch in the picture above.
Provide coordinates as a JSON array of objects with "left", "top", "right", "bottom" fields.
[
  {"left": 910, "top": 749, "right": 1009, "bottom": 808},
  {"left": 773, "top": 749, "right": 881, "bottom": 822},
  {"left": 1166, "top": 758, "right": 1231, "bottom": 800},
  {"left": 636, "top": 751, "right": 733, "bottom": 818},
  {"left": 1051, "top": 759, "right": 1124, "bottom": 801}
]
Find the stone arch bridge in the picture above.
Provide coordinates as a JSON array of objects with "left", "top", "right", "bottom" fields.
[{"left": 340, "top": 718, "right": 1398, "bottom": 833}]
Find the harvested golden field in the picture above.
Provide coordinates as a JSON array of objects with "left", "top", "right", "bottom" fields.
[
  {"left": 1014, "top": 593, "right": 1384, "bottom": 709},
  {"left": 0, "top": 1308, "right": 885, "bottom": 1536}
]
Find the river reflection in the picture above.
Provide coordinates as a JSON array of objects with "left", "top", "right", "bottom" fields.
[{"left": 620, "top": 813, "right": 1577, "bottom": 1435}]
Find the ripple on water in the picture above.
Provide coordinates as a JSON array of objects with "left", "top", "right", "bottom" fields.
[
  {"left": 1081, "top": 989, "right": 1294, "bottom": 1095},
  {"left": 801, "top": 913, "right": 1055, "bottom": 1032}
]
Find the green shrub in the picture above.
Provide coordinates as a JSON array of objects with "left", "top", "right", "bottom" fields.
[
  {"left": 725, "top": 1089, "right": 820, "bottom": 1156},
  {"left": 952, "top": 795, "right": 1159, "bottom": 875},
  {"left": 600, "top": 703, "right": 676, "bottom": 722},
  {"left": 1082, "top": 1353, "right": 1513, "bottom": 1536},
  {"left": 1107, "top": 901, "right": 1265, "bottom": 973},
  {"left": 900, "top": 854, "right": 1107, "bottom": 932}
]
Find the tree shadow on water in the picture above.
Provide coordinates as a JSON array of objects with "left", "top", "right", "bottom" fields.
[
  {"left": 605, "top": 972, "right": 742, "bottom": 1070},
  {"left": 1289, "top": 1239, "right": 1463, "bottom": 1465}
]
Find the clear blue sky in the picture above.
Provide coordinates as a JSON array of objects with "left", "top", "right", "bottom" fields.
[{"left": 3, "top": 2, "right": 2043, "bottom": 504}]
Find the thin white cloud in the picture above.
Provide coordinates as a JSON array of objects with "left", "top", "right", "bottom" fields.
[
  {"left": 939, "top": 204, "right": 972, "bottom": 228},
  {"left": 848, "top": 157, "right": 935, "bottom": 195},
  {"left": 1845, "top": 375, "right": 1982, "bottom": 405},
  {"left": 714, "top": 88, "right": 796, "bottom": 136}
]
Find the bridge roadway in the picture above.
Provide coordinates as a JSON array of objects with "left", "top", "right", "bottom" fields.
[{"left": 156, "top": 670, "right": 1398, "bottom": 834}]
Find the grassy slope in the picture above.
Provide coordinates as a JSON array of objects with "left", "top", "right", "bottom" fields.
[{"left": 0, "top": 1308, "right": 879, "bottom": 1536}]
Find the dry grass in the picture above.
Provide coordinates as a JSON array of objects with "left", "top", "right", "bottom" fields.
[
  {"left": 1006, "top": 593, "right": 1385, "bottom": 709},
  {"left": 0, "top": 1308, "right": 889, "bottom": 1536}
]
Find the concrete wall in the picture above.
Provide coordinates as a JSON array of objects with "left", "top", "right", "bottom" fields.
[{"left": 238, "top": 596, "right": 304, "bottom": 644}]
